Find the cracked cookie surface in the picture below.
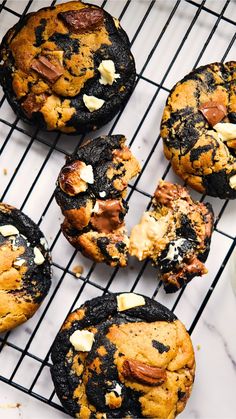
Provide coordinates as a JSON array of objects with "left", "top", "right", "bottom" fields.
[
  {"left": 55, "top": 135, "right": 140, "bottom": 267},
  {"left": 161, "top": 61, "right": 236, "bottom": 198},
  {"left": 0, "top": 203, "right": 51, "bottom": 333},
  {"left": 129, "top": 181, "right": 214, "bottom": 292},
  {"left": 51, "top": 293, "right": 195, "bottom": 419},
  {"left": 0, "top": 1, "right": 136, "bottom": 134}
]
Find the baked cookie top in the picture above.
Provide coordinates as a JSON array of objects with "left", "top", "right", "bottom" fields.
[
  {"left": 129, "top": 181, "right": 214, "bottom": 292},
  {"left": 51, "top": 293, "right": 195, "bottom": 419},
  {"left": 0, "top": 1, "right": 136, "bottom": 134},
  {"left": 0, "top": 203, "right": 51, "bottom": 333},
  {"left": 161, "top": 61, "right": 236, "bottom": 198},
  {"left": 55, "top": 134, "right": 140, "bottom": 267}
]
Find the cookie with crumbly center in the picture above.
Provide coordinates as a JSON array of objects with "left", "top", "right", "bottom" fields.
[
  {"left": 161, "top": 61, "right": 236, "bottom": 198},
  {"left": 55, "top": 134, "right": 140, "bottom": 267},
  {"left": 129, "top": 180, "right": 214, "bottom": 292},
  {"left": 0, "top": 1, "right": 136, "bottom": 134},
  {"left": 0, "top": 203, "right": 51, "bottom": 333},
  {"left": 51, "top": 292, "right": 195, "bottom": 418}
]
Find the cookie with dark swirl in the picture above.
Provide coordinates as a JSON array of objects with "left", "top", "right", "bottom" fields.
[
  {"left": 129, "top": 181, "right": 214, "bottom": 292},
  {"left": 55, "top": 134, "right": 140, "bottom": 267},
  {"left": 0, "top": 1, "right": 136, "bottom": 134},
  {"left": 0, "top": 203, "right": 51, "bottom": 333},
  {"left": 51, "top": 292, "right": 195, "bottom": 418},
  {"left": 161, "top": 61, "right": 236, "bottom": 199}
]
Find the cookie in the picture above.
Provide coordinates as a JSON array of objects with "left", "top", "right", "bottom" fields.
[
  {"left": 161, "top": 61, "right": 236, "bottom": 198},
  {"left": 0, "top": 203, "right": 51, "bottom": 333},
  {"left": 55, "top": 135, "right": 140, "bottom": 267},
  {"left": 129, "top": 181, "right": 214, "bottom": 292},
  {"left": 51, "top": 292, "right": 195, "bottom": 418},
  {"left": 0, "top": 1, "right": 136, "bottom": 134}
]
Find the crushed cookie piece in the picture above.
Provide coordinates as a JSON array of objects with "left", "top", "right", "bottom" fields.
[{"left": 72, "top": 264, "right": 84, "bottom": 278}]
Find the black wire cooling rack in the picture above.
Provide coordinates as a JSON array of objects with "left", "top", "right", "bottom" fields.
[{"left": 0, "top": 0, "right": 236, "bottom": 417}]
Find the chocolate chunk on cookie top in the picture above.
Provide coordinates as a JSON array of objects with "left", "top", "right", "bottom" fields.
[
  {"left": 51, "top": 293, "right": 195, "bottom": 419},
  {"left": 0, "top": 1, "right": 136, "bottom": 134},
  {"left": 0, "top": 203, "right": 51, "bottom": 333},
  {"left": 55, "top": 135, "right": 140, "bottom": 267},
  {"left": 129, "top": 181, "right": 214, "bottom": 292},
  {"left": 161, "top": 61, "right": 236, "bottom": 198}
]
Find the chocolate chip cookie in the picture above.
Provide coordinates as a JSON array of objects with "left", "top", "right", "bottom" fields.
[
  {"left": 0, "top": 203, "right": 51, "bottom": 333},
  {"left": 129, "top": 181, "right": 214, "bottom": 292},
  {"left": 161, "top": 61, "right": 236, "bottom": 198},
  {"left": 0, "top": 1, "right": 136, "bottom": 134},
  {"left": 51, "top": 292, "right": 195, "bottom": 418},
  {"left": 55, "top": 135, "right": 140, "bottom": 267}
]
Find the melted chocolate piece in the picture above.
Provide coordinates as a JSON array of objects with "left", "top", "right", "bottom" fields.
[
  {"left": 31, "top": 55, "right": 63, "bottom": 83},
  {"left": 90, "top": 199, "right": 124, "bottom": 233},
  {"left": 58, "top": 8, "right": 104, "bottom": 33},
  {"left": 199, "top": 101, "right": 227, "bottom": 126},
  {"left": 21, "top": 93, "right": 47, "bottom": 117}
]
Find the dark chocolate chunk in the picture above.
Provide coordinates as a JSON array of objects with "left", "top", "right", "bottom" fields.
[
  {"left": 152, "top": 340, "right": 170, "bottom": 354},
  {"left": 199, "top": 101, "right": 227, "bottom": 126},
  {"left": 34, "top": 18, "right": 47, "bottom": 47},
  {"left": 21, "top": 93, "right": 47, "bottom": 117},
  {"left": 31, "top": 55, "right": 63, "bottom": 83},
  {"left": 58, "top": 7, "right": 104, "bottom": 33}
]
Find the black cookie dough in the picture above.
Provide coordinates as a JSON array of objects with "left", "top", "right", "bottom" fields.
[
  {"left": 0, "top": 1, "right": 136, "bottom": 134},
  {"left": 0, "top": 203, "right": 51, "bottom": 333},
  {"left": 55, "top": 134, "right": 140, "bottom": 267},
  {"left": 129, "top": 181, "right": 214, "bottom": 292},
  {"left": 51, "top": 293, "right": 195, "bottom": 418},
  {"left": 161, "top": 61, "right": 236, "bottom": 198}
]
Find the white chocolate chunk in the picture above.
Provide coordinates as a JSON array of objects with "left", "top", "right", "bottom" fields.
[
  {"left": 111, "top": 383, "right": 122, "bottom": 395},
  {"left": 99, "top": 191, "right": 106, "bottom": 198},
  {"left": 40, "top": 237, "right": 48, "bottom": 250},
  {"left": 0, "top": 225, "right": 19, "bottom": 237},
  {"left": 163, "top": 238, "right": 187, "bottom": 263},
  {"left": 14, "top": 259, "right": 26, "bottom": 267},
  {"left": 98, "top": 60, "right": 120, "bottom": 85},
  {"left": 113, "top": 17, "right": 120, "bottom": 28},
  {"left": 93, "top": 202, "right": 100, "bottom": 213},
  {"left": 129, "top": 212, "right": 170, "bottom": 261},
  {"left": 229, "top": 174, "right": 236, "bottom": 189},
  {"left": 80, "top": 164, "right": 94, "bottom": 184},
  {"left": 9, "top": 237, "right": 18, "bottom": 251},
  {"left": 117, "top": 293, "right": 145, "bottom": 311},
  {"left": 214, "top": 123, "right": 236, "bottom": 141},
  {"left": 33, "top": 247, "right": 45, "bottom": 265},
  {"left": 69, "top": 330, "right": 94, "bottom": 352},
  {"left": 83, "top": 94, "right": 105, "bottom": 112}
]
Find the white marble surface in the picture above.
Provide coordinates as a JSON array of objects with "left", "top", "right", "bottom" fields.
[{"left": 0, "top": 0, "right": 236, "bottom": 418}]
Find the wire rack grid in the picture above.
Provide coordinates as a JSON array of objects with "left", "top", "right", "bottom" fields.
[{"left": 0, "top": 0, "right": 236, "bottom": 418}]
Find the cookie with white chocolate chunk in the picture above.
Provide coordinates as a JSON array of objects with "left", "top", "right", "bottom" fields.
[
  {"left": 0, "top": 1, "right": 136, "bottom": 134},
  {"left": 129, "top": 181, "right": 214, "bottom": 292},
  {"left": 161, "top": 61, "right": 236, "bottom": 198},
  {"left": 0, "top": 203, "right": 51, "bottom": 333},
  {"left": 55, "top": 135, "right": 140, "bottom": 267},
  {"left": 51, "top": 292, "right": 195, "bottom": 419}
]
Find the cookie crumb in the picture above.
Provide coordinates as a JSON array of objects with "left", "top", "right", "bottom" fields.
[
  {"left": 72, "top": 264, "right": 84, "bottom": 278},
  {"left": 0, "top": 403, "right": 21, "bottom": 408},
  {"left": 196, "top": 344, "right": 201, "bottom": 351},
  {"left": 3, "top": 168, "right": 7, "bottom": 175}
]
